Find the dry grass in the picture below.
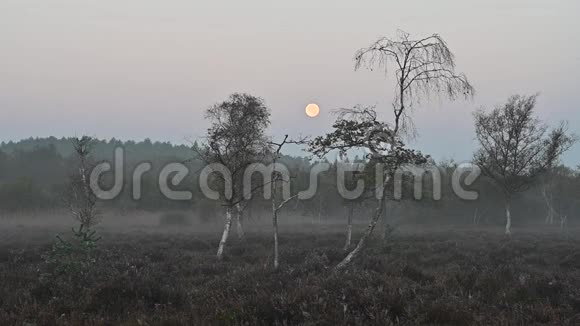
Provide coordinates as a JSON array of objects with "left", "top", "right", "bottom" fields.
[{"left": 0, "top": 222, "right": 579, "bottom": 325}]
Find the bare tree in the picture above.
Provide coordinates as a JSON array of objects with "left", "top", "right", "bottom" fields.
[
  {"left": 354, "top": 30, "right": 474, "bottom": 136},
  {"left": 541, "top": 165, "right": 577, "bottom": 230},
  {"left": 311, "top": 30, "right": 473, "bottom": 271},
  {"left": 68, "top": 137, "right": 100, "bottom": 236},
  {"left": 57, "top": 136, "right": 102, "bottom": 250},
  {"left": 269, "top": 135, "right": 301, "bottom": 270},
  {"left": 474, "top": 94, "right": 576, "bottom": 235},
  {"left": 542, "top": 175, "right": 557, "bottom": 225},
  {"left": 47, "top": 136, "right": 102, "bottom": 269},
  {"left": 197, "top": 93, "right": 271, "bottom": 260}
]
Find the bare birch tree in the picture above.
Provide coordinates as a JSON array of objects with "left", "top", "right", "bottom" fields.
[
  {"left": 474, "top": 94, "right": 576, "bottom": 235},
  {"left": 540, "top": 166, "right": 577, "bottom": 230},
  {"left": 269, "top": 135, "right": 301, "bottom": 270},
  {"left": 54, "top": 136, "right": 102, "bottom": 257},
  {"left": 68, "top": 136, "right": 100, "bottom": 238},
  {"left": 354, "top": 30, "right": 474, "bottom": 137},
  {"left": 311, "top": 30, "right": 473, "bottom": 271},
  {"left": 542, "top": 175, "right": 557, "bottom": 225}
]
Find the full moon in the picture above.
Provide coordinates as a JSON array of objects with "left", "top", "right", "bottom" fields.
[{"left": 305, "top": 103, "right": 320, "bottom": 118}]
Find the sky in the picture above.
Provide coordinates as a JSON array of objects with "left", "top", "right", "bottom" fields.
[{"left": 1, "top": 0, "right": 579, "bottom": 165}]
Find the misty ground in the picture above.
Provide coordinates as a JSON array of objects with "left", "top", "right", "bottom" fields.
[{"left": 1, "top": 212, "right": 580, "bottom": 325}]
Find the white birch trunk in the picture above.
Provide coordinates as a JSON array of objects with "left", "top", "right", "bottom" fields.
[
  {"left": 545, "top": 204, "right": 555, "bottom": 225},
  {"left": 247, "top": 199, "right": 253, "bottom": 222},
  {"left": 318, "top": 196, "right": 323, "bottom": 224},
  {"left": 334, "top": 180, "right": 388, "bottom": 272},
  {"left": 235, "top": 203, "right": 245, "bottom": 240},
  {"left": 216, "top": 207, "right": 233, "bottom": 260},
  {"left": 343, "top": 204, "right": 354, "bottom": 251},
  {"left": 380, "top": 199, "right": 388, "bottom": 240},
  {"left": 273, "top": 198, "right": 279, "bottom": 270},
  {"left": 271, "top": 178, "right": 297, "bottom": 270},
  {"left": 271, "top": 172, "right": 280, "bottom": 270},
  {"left": 560, "top": 215, "right": 567, "bottom": 233},
  {"left": 505, "top": 201, "right": 512, "bottom": 236},
  {"left": 543, "top": 186, "right": 555, "bottom": 225}
]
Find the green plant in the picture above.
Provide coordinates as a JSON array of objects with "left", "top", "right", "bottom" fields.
[
  {"left": 44, "top": 224, "right": 101, "bottom": 275},
  {"left": 44, "top": 136, "right": 102, "bottom": 275}
]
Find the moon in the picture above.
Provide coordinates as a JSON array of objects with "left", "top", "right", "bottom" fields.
[{"left": 305, "top": 103, "right": 320, "bottom": 118}]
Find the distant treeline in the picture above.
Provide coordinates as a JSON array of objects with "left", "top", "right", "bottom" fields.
[{"left": 0, "top": 137, "right": 578, "bottom": 226}]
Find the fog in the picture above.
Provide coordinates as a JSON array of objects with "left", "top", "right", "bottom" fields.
[{"left": 2, "top": 1, "right": 580, "bottom": 324}]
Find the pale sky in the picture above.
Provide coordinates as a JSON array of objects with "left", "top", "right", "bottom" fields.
[{"left": 1, "top": 0, "right": 579, "bottom": 164}]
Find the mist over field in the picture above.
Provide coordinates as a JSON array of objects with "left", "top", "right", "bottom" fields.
[{"left": 2, "top": 1, "right": 580, "bottom": 325}]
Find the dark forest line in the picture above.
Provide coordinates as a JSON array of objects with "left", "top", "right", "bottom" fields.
[{"left": 1, "top": 137, "right": 578, "bottom": 228}]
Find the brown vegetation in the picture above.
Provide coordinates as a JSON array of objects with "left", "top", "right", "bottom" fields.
[{"left": 1, "top": 225, "right": 579, "bottom": 325}]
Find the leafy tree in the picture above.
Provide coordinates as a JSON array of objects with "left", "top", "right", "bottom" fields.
[
  {"left": 197, "top": 93, "right": 271, "bottom": 260},
  {"left": 474, "top": 94, "right": 576, "bottom": 235},
  {"left": 310, "top": 107, "right": 428, "bottom": 271}
]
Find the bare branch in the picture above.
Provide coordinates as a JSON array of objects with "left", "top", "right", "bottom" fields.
[{"left": 354, "top": 30, "right": 474, "bottom": 137}]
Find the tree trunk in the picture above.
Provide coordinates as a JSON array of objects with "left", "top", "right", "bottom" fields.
[
  {"left": 247, "top": 198, "right": 253, "bottom": 222},
  {"left": 560, "top": 215, "right": 567, "bottom": 233},
  {"left": 542, "top": 186, "right": 555, "bottom": 225},
  {"left": 334, "top": 191, "right": 387, "bottom": 272},
  {"left": 505, "top": 200, "right": 512, "bottom": 236},
  {"left": 545, "top": 204, "right": 554, "bottom": 225},
  {"left": 216, "top": 207, "right": 233, "bottom": 260},
  {"left": 380, "top": 199, "right": 388, "bottom": 240},
  {"left": 318, "top": 195, "right": 323, "bottom": 224},
  {"left": 235, "top": 203, "right": 245, "bottom": 240},
  {"left": 273, "top": 199, "right": 279, "bottom": 270},
  {"left": 343, "top": 204, "right": 354, "bottom": 251}
]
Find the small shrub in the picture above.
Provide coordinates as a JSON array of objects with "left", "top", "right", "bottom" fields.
[{"left": 43, "top": 225, "right": 100, "bottom": 275}]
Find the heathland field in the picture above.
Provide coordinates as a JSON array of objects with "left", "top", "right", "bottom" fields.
[{"left": 1, "top": 214, "right": 579, "bottom": 325}]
